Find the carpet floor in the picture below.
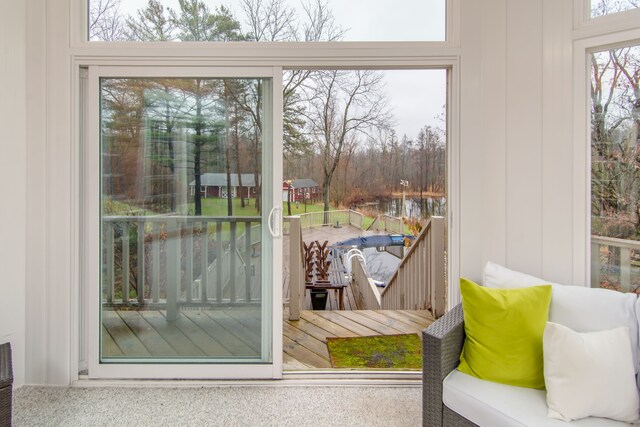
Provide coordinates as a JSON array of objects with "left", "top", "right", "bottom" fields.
[{"left": 12, "top": 384, "right": 421, "bottom": 426}]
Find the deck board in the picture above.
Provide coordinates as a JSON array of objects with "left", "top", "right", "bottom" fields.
[
  {"left": 201, "top": 309, "right": 262, "bottom": 352},
  {"left": 102, "top": 307, "right": 433, "bottom": 369},
  {"left": 332, "top": 310, "right": 409, "bottom": 335},
  {"left": 298, "top": 311, "right": 361, "bottom": 337},
  {"left": 101, "top": 325, "right": 123, "bottom": 357},
  {"left": 310, "top": 310, "right": 381, "bottom": 336},
  {"left": 283, "top": 335, "right": 332, "bottom": 368},
  {"left": 371, "top": 309, "right": 431, "bottom": 329},
  {"left": 102, "top": 310, "right": 151, "bottom": 357},
  {"left": 355, "top": 310, "right": 426, "bottom": 334},
  {"left": 118, "top": 311, "right": 179, "bottom": 357},
  {"left": 182, "top": 310, "right": 259, "bottom": 357},
  {"left": 166, "top": 312, "right": 233, "bottom": 357},
  {"left": 283, "top": 322, "right": 330, "bottom": 361},
  {"left": 139, "top": 311, "right": 205, "bottom": 356},
  {"left": 283, "top": 309, "right": 433, "bottom": 370}
]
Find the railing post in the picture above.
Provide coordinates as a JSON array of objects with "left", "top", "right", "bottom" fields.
[
  {"left": 165, "top": 218, "right": 180, "bottom": 321},
  {"left": 289, "top": 216, "right": 302, "bottom": 320},
  {"left": 215, "top": 221, "right": 223, "bottom": 302},
  {"left": 201, "top": 221, "right": 209, "bottom": 302},
  {"left": 106, "top": 221, "right": 114, "bottom": 304},
  {"left": 230, "top": 220, "right": 237, "bottom": 303},
  {"left": 137, "top": 219, "right": 145, "bottom": 304},
  {"left": 185, "top": 220, "right": 193, "bottom": 303},
  {"left": 151, "top": 222, "right": 160, "bottom": 303},
  {"left": 591, "top": 241, "right": 601, "bottom": 288},
  {"left": 245, "top": 221, "right": 252, "bottom": 302},
  {"left": 431, "top": 216, "right": 446, "bottom": 318},
  {"left": 621, "top": 247, "right": 631, "bottom": 292},
  {"left": 122, "top": 222, "right": 130, "bottom": 304}
]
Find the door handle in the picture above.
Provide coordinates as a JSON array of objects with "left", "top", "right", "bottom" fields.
[{"left": 268, "top": 206, "right": 281, "bottom": 237}]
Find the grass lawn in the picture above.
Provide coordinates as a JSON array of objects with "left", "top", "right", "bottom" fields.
[
  {"left": 282, "top": 200, "right": 326, "bottom": 216},
  {"left": 107, "top": 196, "right": 385, "bottom": 234},
  {"left": 193, "top": 198, "right": 327, "bottom": 217}
]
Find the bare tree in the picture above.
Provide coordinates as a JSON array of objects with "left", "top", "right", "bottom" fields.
[
  {"left": 301, "top": 0, "right": 345, "bottom": 42},
  {"left": 303, "top": 69, "right": 390, "bottom": 213},
  {"left": 591, "top": 46, "right": 640, "bottom": 238},
  {"left": 242, "top": 0, "right": 297, "bottom": 42},
  {"left": 89, "top": 0, "right": 126, "bottom": 41}
]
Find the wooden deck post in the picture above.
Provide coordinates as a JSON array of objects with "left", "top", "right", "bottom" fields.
[
  {"left": 431, "top": 216, "right": 446, "bottom": 318},
  {"left": 289, "top": 216, "right": 302, "bottom": 320},
  {"left": 166, "top": 218, "right": 180, "bottom": 321},
  {"left": 591, "top": 241, "right": 601, "bottom": 288}
]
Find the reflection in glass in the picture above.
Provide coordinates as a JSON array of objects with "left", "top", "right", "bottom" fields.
[{"left": 100, "top": 77, "right": 268, "bottom": 362}]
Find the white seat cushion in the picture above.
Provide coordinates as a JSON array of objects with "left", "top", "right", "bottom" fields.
[
  {"left": 443, "top": 370, "right": 631, "bottom": 427},
  {"left": 483, "top": 262, "right": 639, "bottom": 374}
]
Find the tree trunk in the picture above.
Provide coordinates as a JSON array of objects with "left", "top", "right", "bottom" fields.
[
  {"left": 225, "top": 93, "right": 233, "bottom": 216},
  {"left": 194, "top": 79, "right": 203, "bottom": 216},
  {"left": 234, "top": 102, "right": 245, "bottom": 208}
]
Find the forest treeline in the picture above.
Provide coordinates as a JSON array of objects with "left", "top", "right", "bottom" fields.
[{"left": 95, "top": 0, "right": 447, "bottom": 215}]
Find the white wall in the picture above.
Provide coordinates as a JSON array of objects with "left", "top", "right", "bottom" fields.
[
  {"left": 0, "top": 1, "right": 27, "bottom": 386},
  {"left": 459, "top": 0, "right": 576, "bottom": 286},
  {"left": 17, "top": 0, "right": 617, "bottom": 384}
]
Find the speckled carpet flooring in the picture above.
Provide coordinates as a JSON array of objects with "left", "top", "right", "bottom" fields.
[{"left": 12, "top": 384, "right": 421, "bottom": 426}]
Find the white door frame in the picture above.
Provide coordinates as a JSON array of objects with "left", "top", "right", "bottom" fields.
[{"left": 84, "top": 65, "right": 283, "bottom": 379}]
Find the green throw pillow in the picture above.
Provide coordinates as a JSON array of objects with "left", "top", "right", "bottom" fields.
[{"left": 458, "top": 278, "right": 552, "bottom": 389}]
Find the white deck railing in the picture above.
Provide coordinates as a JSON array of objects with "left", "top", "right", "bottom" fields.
[
  {"left": 283, "top": 209, "right": 364, "bottom": 235},
  {"left": 103, "top": 215, "right": 261, "bottom": 321},
  {"left": 367, "top": 214, "right": 404, "bottom": 234},
  {"left": 288, "top": 216, "right": 305, "bottom": 320},
  {"left": 592, "top": 235, "right": 640, "bottom": 292},
  {"left": 350, "top": 216, "right": 446, "bottom": 317}
]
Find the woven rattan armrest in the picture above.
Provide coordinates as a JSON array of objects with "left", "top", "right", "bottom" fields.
[
  {"left": 422, "top": 304, "right": 466, "bottom": 427},
  {"left": 0, "top": 342, "right": 13, "bottom": 427}
]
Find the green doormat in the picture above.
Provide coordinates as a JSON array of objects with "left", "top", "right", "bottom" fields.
[{"left": 326, "top": 334, "right": 422, "bottom": 369}]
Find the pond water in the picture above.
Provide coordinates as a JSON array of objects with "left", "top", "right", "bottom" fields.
[
  {"left": 381, "top": 196, "right": 446, "bottom": 219},
  {"left": 356, "top": 196, "right": 446, "bottom": 219}
]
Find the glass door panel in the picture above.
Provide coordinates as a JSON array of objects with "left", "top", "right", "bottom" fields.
[{"left": 99, "top": 76, "right": 273, "bottom": 364}]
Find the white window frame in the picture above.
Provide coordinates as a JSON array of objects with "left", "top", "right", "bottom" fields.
[
  {"left": 574, "top": 0, "right": 640, "bottom": 40},
  {"left": 572, "top": 2, "right": 640, "bottom": 285},
  {"left": 84, "top": 65, "right": 283, "bottom": 380},
  {"left": 63, "top": 0, "right": 462, "bottom": 382}
]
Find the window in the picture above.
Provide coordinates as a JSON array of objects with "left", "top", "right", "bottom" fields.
[
  {"left": 88, "top": 0, "right": 446, "bottom": 42},
  {"left": 591, "top": 0, "right": 639, "bottom": 18},
  {"left": 590, "top": 44, "right": 640, "bottom": 292}
]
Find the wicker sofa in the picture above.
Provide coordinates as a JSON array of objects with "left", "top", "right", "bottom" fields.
[
  {"left": 0, "top": 342, "right": 12, "bottom": 427},
  {"left": 422, "top": 263, "right": 640, "bottom": 427}
]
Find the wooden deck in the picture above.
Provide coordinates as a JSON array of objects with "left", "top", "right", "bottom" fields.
[
  {"left": 102, "top": 307, "right": 434, "bottom": 370},
  {"left": 102, "top": 307, "right": 262, "bottom": 359},
  {"left": 102, "top": 224, "right": 435, "bottom": 369},
  {"left": 283, "top": 308, "right": 434, "bottom": 370}
]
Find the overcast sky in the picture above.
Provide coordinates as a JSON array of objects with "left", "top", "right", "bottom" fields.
[{"left": 115, "top": 0, "right": 447, "bottom": 137}]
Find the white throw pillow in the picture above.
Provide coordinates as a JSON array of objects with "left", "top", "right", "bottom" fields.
[
  {"left": 543, "top": 322, "right": 639, "bottom": 423},
  {"left": 483, "top": 261, "right": 640, "bottom": 374}
]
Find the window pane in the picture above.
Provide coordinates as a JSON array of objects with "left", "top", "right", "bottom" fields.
[
  {"left": 89, "top": 0, "right": 445, "bottom": 42},
  {"left": 100, "top": 77, "right": 270, "bottom": 362},
  {"left": 591, "top": 0, "right": 639, "bottom": 18},
  {"left": 590, "top": 45, "right": 640, "bottom": 292}
]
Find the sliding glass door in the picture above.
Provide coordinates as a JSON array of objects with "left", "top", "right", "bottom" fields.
[{"left": 86, "top": 67, "right": 283, "bottom": 379}]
